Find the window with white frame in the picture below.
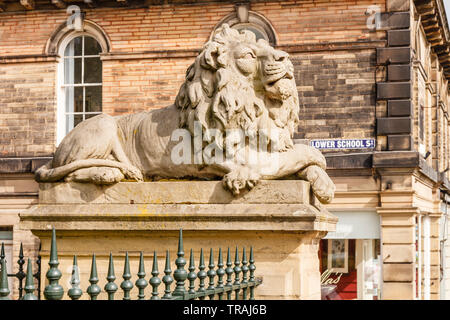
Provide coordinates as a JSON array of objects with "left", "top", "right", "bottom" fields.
[{"left": 58, "top": 34, "right": 102, "bottom": 143}]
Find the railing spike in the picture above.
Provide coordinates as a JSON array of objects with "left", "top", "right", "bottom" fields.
[
  {"left": 104, "top": 253, "right": 118, "bottom": 300},
  {"left": 249, "top": 246, "right": 256, "bottom": 300},
  {"left": 135, "top": 251, "right": 148, "bottom": 300},
  {"left": 120, "top": 252, "right": 133, "bottom": 300},
  {"left": 242, "top": 247, "right": 249, "bottom": 300},
  {"left": 162, "top": 250, "right": 173, "bottom": 299},
  {"left": 187, "top": 249, "right": 197, "bottom": 295},
  {"left": 87, "top": 254, "right": 101, "bottom": 300},
  {"left": 225, "top": 247, "right": 233, "bottom": 300},
  {"left": 207, "top": 248, "right": 216, "bottom": 300},
  {"left": 44, "top": 227, "right": 63, "bottom": 300},
  {"left": 217, "top": 248, "right": 225, "bottom": 300},
  {"left": 150, "top": 251, "right": 161, "bottom": 300},
  {"left": 0, "top": 242, "right": 5, "bottom": 261},
  {"left": 233, "top": 246, "right": 241, "bottom": 300},
  {"left": 22, "top": 258, "right": 37, "bottom": 300},
  {"left": 173, "top": 229, "right": 187, "bottom": 296},
  {"left": 16, "top": 243, "right": 25, "bottom": 299},
  {"left": 68, "top": 255, "right": 82, "bottom": 300},
  {"left": 0, "top": 258, "right": 10, "bottom": 300},
  {"left": 197, "top": 248, "right": 206, "bottom": 300}
]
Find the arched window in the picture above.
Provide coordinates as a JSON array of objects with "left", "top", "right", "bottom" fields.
[
  {"left": 60, "top": 34, "right": 102, "bottom": 138},
  {"left": 213, "top": 6, "right": 277, "bottom": 46},
  {"left": 48, "top": 20, "right": 110, "bottom": 145}
]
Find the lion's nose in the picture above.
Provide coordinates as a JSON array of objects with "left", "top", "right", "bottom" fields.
[{"left": 273, "top": 50, "right": 288, "bottom": 62}]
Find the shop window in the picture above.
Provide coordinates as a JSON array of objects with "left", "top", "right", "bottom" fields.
[{"left": 320, "top": 239, "right": 381, "bottom": 300}]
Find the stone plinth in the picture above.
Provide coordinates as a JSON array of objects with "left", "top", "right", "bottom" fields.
[{"left": 20, "top": 180, "right": 337, "bottom": 300}]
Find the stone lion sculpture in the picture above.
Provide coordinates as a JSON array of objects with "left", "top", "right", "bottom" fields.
[{"left": 36, "top": 24, "right": 336, "bottom": 204}]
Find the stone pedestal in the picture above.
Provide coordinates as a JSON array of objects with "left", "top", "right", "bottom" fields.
[{"left": 20, "top": 180, "right": 336, "bottom": 300}]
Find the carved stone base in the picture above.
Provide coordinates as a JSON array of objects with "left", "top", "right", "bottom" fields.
[{"left": 20, "top": 180, "right": 336, "bottom": 300}]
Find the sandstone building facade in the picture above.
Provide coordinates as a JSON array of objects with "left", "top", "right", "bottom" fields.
[{"left": 1, "top": 0, "right": 450, "bottom": 299}]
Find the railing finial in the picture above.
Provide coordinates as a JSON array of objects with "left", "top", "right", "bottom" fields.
[
  {"left": 135, "top": 251, "right": 148, "bottom": 300},
  {"left": 104, "top": 253, "right": 118, "bottom": 300},
  {"left": 173, "top": 229, "right": 187, "bottom": 296},
  {"left": 22, "top": 258, "right": 37, "bottom": 300},
  {"left": 0, "top": 258, "right": 10, "bottom": 300},
  {"left": 44, "top": 227, "right": 63, "bottom": 300},
  {"left": 150, "top": 251, "right": 161, "bottom": 300},
  {"left": 87, "top": 254, "right": 101, "bottom": 300},
  {"left": 121, "top": 252, "right": 133, "bottom": 300},
  {"left": 68, "top": 255, "right": 82, "bottom": 300}
]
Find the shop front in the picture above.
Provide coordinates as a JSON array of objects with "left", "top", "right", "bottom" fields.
[{"left": 320, "top": 211, "right": 381, "bottom": 300}]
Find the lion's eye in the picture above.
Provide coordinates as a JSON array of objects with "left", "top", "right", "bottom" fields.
[{"left": 244, "top": 52, "right": 255, "bottom": 59}]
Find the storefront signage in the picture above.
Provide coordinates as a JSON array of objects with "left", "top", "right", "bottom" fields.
[
  {"left": 320, "top": 269, "right": 343, "bottom": 285},
  {"left": 310, "top": 139, "right": 375, "bottom": 150}
]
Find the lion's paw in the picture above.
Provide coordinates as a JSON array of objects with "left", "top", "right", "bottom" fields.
[
  {"left": 223, "top": 167, "right": 260, "bottom": 195},
  {"left": 298, "top": 165, "right": 335, "bottom": 204},
  {"left": 123, "top": 166, "right": 144, "bottom": 182}
]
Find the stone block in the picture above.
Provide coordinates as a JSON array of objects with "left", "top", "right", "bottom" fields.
[
  {"left": 388, "top": 30, "right": 411, "bottom": 47},
  {"left": 388, "top": 135, "right": 412, "bottom": 150},
  {"left": 382, "top": 226, "right": 415, "bottom": 244},
  {"left": 382, "top": 244, "right": 415, "bottom": 263},
  {"left": 377, "top": 82, "right": 411, "bottom": 100},
  {"left": 387, "top": 100, "right": 412, "bottom": 117},
  {"left": 388, "top": 65, "right": 411, "bottom": 81},
  {"left": 377, "top": 117, "right": 411, "bottom": 134},
  {"left": 382, "top": 282, "right": 414, "bottom": 299},
  {"left": 383, "top": 263, "right": 414, "bottom": 281}
]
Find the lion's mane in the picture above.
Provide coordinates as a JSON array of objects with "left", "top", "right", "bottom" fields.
[{"left": 175, "top": 24, "right": 299, "bottom": 153}]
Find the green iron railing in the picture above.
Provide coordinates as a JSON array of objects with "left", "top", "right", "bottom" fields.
[{"left": 0, "top": 228, "right": 261, "bottom": 300}]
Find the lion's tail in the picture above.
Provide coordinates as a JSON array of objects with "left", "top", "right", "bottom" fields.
[{"left": 35, "top": 159, "right": 130, "bottom": 182}]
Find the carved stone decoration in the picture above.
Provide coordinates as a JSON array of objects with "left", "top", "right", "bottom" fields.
[
  {"left": 35, "top": 24, "right": 336, "bottom": 204},
  {"left": 236, "top": 3, "right": 250, "bottom": 23}
]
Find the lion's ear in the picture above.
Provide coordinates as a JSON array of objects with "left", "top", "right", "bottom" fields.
[{"left": 201, "top": 43, "right": 219, "bottom": 70}]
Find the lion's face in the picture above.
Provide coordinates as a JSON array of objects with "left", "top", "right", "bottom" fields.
[{"left": 254, "top": 43, "right": 296, "bottom": 101}]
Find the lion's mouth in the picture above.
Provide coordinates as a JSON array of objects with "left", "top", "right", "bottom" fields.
[{"left": 264, "top": 70, "right": 293, "bottom": 87}]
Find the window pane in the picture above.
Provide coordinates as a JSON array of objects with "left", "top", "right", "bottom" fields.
[
  {"left": 64, "top": 36, "right": 82, "bottom": 57},
  {"left": 233, "top": 25, "right": 268, "bottom": 42},
  {"left": 84, "top": 57, "right": 102, "bottom": 83},
  {"left": 85, "top": 113, "right": 102, "bottom": 120},
  {"left": 64, "top": 58, "right": 82, "bottom": 84},
  {"left": 65, "top": 114, "right": 83, "bottom": 134},
  {"left": 84, "top": 36, "right": 102, "bottom": 55},
  {"left": 85, "top": 86, "right": 102, "bottom": 112},
  {"left": 65, "top": 86, "right": 83, "bottom": 113}
]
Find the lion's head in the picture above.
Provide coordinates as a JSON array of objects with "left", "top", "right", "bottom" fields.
[{"left": 175, "top": 24, "right": 299, "bottom": 153}]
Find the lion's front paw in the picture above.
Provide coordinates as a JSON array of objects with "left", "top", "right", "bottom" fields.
[
  {"left": 223, "top": 167, "right": 260, "bottom": 195},
  {"left": 124, "top": 166, "right": 144, "bottom": 182},
  {"left": 298, "top": 165, "right": 335, "bottom": 204}
]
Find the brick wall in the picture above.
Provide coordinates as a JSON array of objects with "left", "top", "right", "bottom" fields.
[
  {"left": 293, "top": 49, "right": 377, "bottom": 145},
  {"left": 0, "top": 62, "right": 56, "bottom": 157}
]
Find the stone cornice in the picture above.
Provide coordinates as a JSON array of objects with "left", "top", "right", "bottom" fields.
[{"left": 414, "top": 0, "right": 450, "bottom": 81}]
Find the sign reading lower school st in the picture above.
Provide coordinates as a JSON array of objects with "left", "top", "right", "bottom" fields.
[{"left": 310, "top": 139, "right": 376, "bottom": 150}]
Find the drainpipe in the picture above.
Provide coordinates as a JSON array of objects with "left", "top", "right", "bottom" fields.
[
  {"left": 424, "top": 215, "right": 431, "bottom": 300},
  {"left": 418, "top": 213, "right": 422, "bottom": 299}
]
